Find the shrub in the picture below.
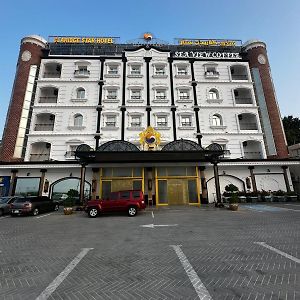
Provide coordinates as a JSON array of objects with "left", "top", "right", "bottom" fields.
[
  {"left": 224, "top": 184, "right": 239, "bottom": 193},
  {"left": 229, "top": 193, "right": 239, "bottom": 204}
]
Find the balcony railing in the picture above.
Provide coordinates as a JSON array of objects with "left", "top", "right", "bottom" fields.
[
  {"left": 65, "top": 151, "right": 76, "bottom": 158},
  {"left": 235, "top": 97, "right": 252, "bottom": 104},
  {"left": 205, "top": 71, "right": 219, "bottom": 77},
  {"left": 177, "top": 71, "right": 188, "bottom": 75},
  {"left": 157, "top": 122, "right": 167, "bottom": 126},
  {"left": 131, "top": 95, "right": 141, "bottom": 100},
  {"left": 105, "top": 122, "right": 116, "bottom": 127},
  {"left": 107, "top": 95, "right": 117, "bottom": 100},
  {"left": 131, "top": 122, "right": 141, "bottom": 127},
  {"left": 239, "top": 123, "right": 258, "bottom": 130},
  {"left": 131, "top": 70, "right": 141, "bottom": 75},
  {"left": 155, "top": 71, "right": 166, "bottom": 75},
  {"left": 34, "top": 123, "right": 54, "bottom": 131},
  {"left": 74, "top": 70, "right": 90, "bottom": 76},
  {"left": 156, "top": 95, "right": 166, "bottom": 100},
  {"left": 181, "top": 122, "right": 192, "bottom": 127},
  {"left": 243, "top": 151, "right": 262, "bottom": 159},
  {"left": 43, "top": 72, "right": 61, "bottom": 78},
  {"left": 39, "top": 96, "right": 58, "bottom": 103},
  {"left": 29, "top": 154, "right": 50, "bottom": 161},
  {"left": 231, "top": 74, "right": 248, "bottom": 80},
  {"left": 108, "top": 70, "right": 118, "bottom": 75},
  {"left": 179, "top": 95, "right": 190, "bottom": 100}
]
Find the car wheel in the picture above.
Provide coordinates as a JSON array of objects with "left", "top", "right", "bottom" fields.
[
  {"left": 128, "top": 206, "right": 137, "bottom": 217},
  {"left": 32, "top": 208, "right": 39, "bottom": 216},
  {"left": 88, "top": 208, "right": 99, "bottom": 218},
  {"left": 54, "top": 204, "right": 59, "bottom": 211}
]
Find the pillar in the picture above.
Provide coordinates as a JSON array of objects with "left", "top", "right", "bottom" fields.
[
  {"left": 213, "top": 162, "right": 222, "bottom": 205},
  {"left": 282, "top": 166, "right": 291, "bottom": 193},
  {"left": 79, "top": 164, "right": 87, "bottom": 204},
  {"left": 199, "top": 166, "right": 208, "bottom": 204},
  {"left": 92, "top": 168, "right": 99, "bottom": 199},
  {"left": 248, "top": 166, "right": 257, "bottom": 192},
  {"left": 38, "top": 169, "right": 47, "bottom": 196},
  {"left": 9, "top": 170, "right": 18, "bottom": 196}
]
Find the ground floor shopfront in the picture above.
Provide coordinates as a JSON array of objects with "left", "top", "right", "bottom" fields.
[{"left": 0, "top": 159, "right": 298, "bottom": 205}]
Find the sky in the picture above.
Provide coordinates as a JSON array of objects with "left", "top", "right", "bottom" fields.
[{"left": 0, "top": 0, "right": 300, "bottom": 137}]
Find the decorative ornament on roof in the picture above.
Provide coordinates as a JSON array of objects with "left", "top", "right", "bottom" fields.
[{"left": 139, "top": 126, "right": 161, "bottom": 151}]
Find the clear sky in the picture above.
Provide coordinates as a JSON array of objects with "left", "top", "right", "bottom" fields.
[{"left": 1, "top": 0, "right": 299, "bottom": 137}]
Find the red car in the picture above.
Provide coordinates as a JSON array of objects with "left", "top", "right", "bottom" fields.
[{"left": 86, "top": 190, "right": 146, "bottom": 218}]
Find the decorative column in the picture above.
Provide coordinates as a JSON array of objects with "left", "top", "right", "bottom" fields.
[
  {"left": 79, "top": 164, "right": 87, "bottom": 204},
  {"left": 9, "top": 170, "right": 18, "bottom": 196},
  {"left": 199, "top": 166, "right": 208, "bottom": 204},
  {"left": 38, "top": 169, "right": 47, "bottom": 196},
  {"left": 282, "top": 166, "right": 291, "bottom": 193},
  {"left": 144, "top": 57, "right": 152, "bottom": 126},
  {"left": 212, "top": 160, "right": 222, "bottom": 205},
  {"left": 248, "top": 166, "right": 257, "bottom": 192},
  {"left": 92, "top": 168, "right": 99, "bottom": 199},
  {"left": 168, "top": 57, "right": 177, "bottom": 141},
  {"left": 121, "top": 54, "right": 127, "bottom": 140}
]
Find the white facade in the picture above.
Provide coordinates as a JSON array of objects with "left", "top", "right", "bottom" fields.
[{"left": 25, "top": 48, "right": 266, "bottom": 162}]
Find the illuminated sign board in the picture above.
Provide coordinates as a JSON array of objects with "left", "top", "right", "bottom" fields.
[
  {"left": 49, "top": 36, "right": 118, "bottom": 44},
  {"left": 176, "top": 38, "right": 241, "bottom": 47},
  {"left": 173, "top": 51, "right": 242, "bottom": 59}
]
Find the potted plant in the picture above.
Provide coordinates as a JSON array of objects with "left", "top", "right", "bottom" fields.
[
  {"left": 229, "top": 192, "right": 239, "bottom": 211},
  {"left": 237, "top": 191, "right": 247, "bottom": 203},
  {"left": 246, "top": 191, "right": 259, "bottom": 203},
  {"left": 273, "top": 190, "right": 285, "bottom": 202},
  {"left": 260, "top": 190, "right": 272, "bottom": 202},
  {"left": 63, "top": 189, "right": 78, "bottom": 215},
  {"left": 222, "top": 191, "right": 231, "bottom": 203},
  {"left": 286, "top": 191, "right": 298, "bottom": 202}
]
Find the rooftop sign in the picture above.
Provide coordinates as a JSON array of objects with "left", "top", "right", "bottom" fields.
[
  {"left": 176, "top": 38, "right": 242, "bottom": 47},
  {"left": 49, "top": 36, "right": 118, "bottom": 44}
]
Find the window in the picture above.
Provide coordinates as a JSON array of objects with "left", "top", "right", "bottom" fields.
[
  {"left": 75, "top": 66, "right": 89, "bottom": 76},
  {"left": 156, "top": 89, "right": 166, "bottom": 100},
  {"left": 177, "top": 66, "right": 188, "bottom": 75},
  {"left": 74, "top": 114, "right": 83, "bottom": 127},
  {"left": 66, "top": 145, "right": 78, "bottom": 158},
  {"left": 131, "top": 89, "right": 141, "bottom": 100},
  {"left": 107, "top": 89, "right": 117, "bottom": 100},
  {"left": 206, "top": 67, "right": 218, "bottom": 75},
  {"left": 130, "top": 65, "right": 141, "bottom": 75},
  {"left": 155, "top": 65, "right": 165, "bottom": 75},
  {"left": 212, "top": 114, "right": 222, "bottom": 126},
  {"left": 208, "top": 89, "right": 218, "bottom": 100},
  {"left": 181, "top": 116, "right": 192, "bottom": 127},
  {"left": 76, "top": 88, "right": 85, "bottom": 99},
  {"left": 179, "top": 90, "right": 190, "bottom": 100},
  {"left": 106, "top": 115, "right": 116, "bottom": 127},
  {"left": 157, "top": 116, "right": 167, "bottom": 127},
  {"left": 107, "top": 65, "right": 118, "bottom": 75},
  {"left": 131, "top": 116, "right": 141, "bottom": 127}
]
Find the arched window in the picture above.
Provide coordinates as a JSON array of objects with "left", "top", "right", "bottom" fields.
[
  {"left": 208, "top": 89, "right": 219, "bottom": 100},
  {"left": 74, "top": 114, "right": 83, "bottom": 126},
  {"left": 212, "top": 114, "right": 222, "bottom": 126},
  {"left": 76, "top": 88, "right": 85, "bottom": 99}
]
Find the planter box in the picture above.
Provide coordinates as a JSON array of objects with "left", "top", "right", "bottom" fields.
[
  {"left": 286, "top": 196, "right": 298, "bottom": 202},
  {"left": 247, "top": 196, "right": 258, "bottom": 203},
  {"left": 238, "top": 196, "right": 247, "bottom": 203},
  {"left": 229, "top": 204, "right": 239, "bottom": 211},
  {"left": 263, "top": 196, "right": 273, "bottom": 202},
  {"left": 273, "top": 196, "right": 285, "bottom": 202}
]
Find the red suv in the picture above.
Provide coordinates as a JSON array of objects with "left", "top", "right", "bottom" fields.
[{"left": 86, "top": 190, "right": 146, "bottom": 218}]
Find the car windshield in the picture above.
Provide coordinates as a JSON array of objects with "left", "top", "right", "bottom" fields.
[
  {"left": 0, "top": 197, "right": 11, "bottom": 204},
  {"left": 14, "top": 198, "right": 31, "bottom": 203}
]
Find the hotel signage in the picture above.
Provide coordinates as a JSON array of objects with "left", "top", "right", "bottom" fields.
[
  {"left": 173, "top": 51, "right": 242, "bottom": 59},
  {"left": 50, "top": 36, "right": 117, "bottom": 44},
  {"left": 176, "top": 38, "right": 241, "bottom": 47}
]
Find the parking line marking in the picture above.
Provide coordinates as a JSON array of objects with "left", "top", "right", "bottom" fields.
[
  {"left": 36, "top": 248, "right": 93, "bottom": 300},
  {"left": 36, "top": 213, "right": 52, "bottom": 219},
  {"left": 152, "top": 211, "right": 154, "bottom": 218},
  {"left": 254, "top": 242, "right": 300, "bottom": 264},
  {"left": 171, "top": 245, "right": 212, "bottom": 300}
]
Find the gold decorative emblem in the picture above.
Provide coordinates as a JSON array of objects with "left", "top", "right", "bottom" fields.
[
  {"left": 139, "top": 126, "right": 161, "bottom": 150},
  {"left": 143, "top": 33, "right": 153, "bottom": 41}
]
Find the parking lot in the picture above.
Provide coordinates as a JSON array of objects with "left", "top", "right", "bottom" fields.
[{"left": 0, "top": 203, "right": 299, "bottom": 300}]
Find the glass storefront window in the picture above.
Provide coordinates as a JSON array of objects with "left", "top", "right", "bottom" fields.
[
  {"left": 158, "top": 180, "right": 168, "bottom": 203},
  {"left": 188, "top": 180, "right": 198, "bottom": 203},
  {"left": 14, "top": 178, "right": 40, "bottom": 196}
]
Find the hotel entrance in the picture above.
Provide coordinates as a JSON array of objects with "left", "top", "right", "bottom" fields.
[
  {"left": 155, "top": 167, "right": 200, "bottom": 206},
  {"left": 100, "top": 167, "right": 144, "bottom": 199}
]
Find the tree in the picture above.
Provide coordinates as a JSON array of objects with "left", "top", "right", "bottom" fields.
[{"left": 282, "top": 115, "right": 300, "bottom": 146}]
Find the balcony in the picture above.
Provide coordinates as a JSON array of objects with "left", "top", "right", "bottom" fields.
[
  {"left": 74, "top": 69, "right": 90, "bottom": 77},
  {"left": 242, "top": 140, "right": 264, "bottom": 159},
  {"left": 205, "top": 71, "right": 219, "bottom": 78},
  {"left": 43, "top": 63, "right": 62, "bottom": 79},
  {"left": 230, "top": 65, "right": 248, "bottom": 81},
  {"left": 238, "top": 114, "right": 258, "bottom": 131},
  {"left": 34, "top": 113, "right": 55, "bottom": 131},
  {"left": 29, "top": 142, "right": 51, "bottom": 161}
]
